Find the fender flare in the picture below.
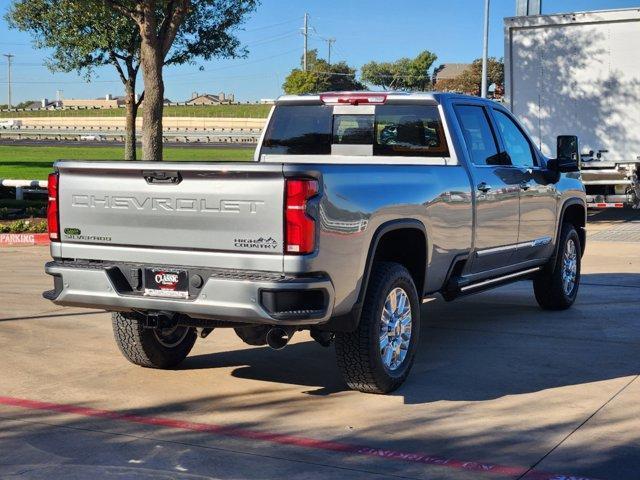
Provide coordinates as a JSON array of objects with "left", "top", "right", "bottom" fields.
[
  {"left": 358, "top": 219, "right": 428, "bottom": 300},
  {"left": 318, "top": 219, "right": 428, "bottom": 333},
  {"left": 552, "top": 198, "right": 587, "bottom": 264}
]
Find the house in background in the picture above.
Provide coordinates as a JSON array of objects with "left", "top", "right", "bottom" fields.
[
  {"left": 27, "top": 98, "right": 60, "bottom": 109},
  {"left": 63, "top": 94, "right": 126, "bottom": 109},
  {"left": 185, "top": 92, "right": 235, "bottom": 105},
  {"left": 432, "top": 63, "right": 471, "bottom": 86}
]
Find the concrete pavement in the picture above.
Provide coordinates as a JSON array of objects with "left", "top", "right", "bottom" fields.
[{"left": 0, "top": 218, "right": 638, "bottom": 479}]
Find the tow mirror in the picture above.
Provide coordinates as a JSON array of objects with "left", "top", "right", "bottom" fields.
[{"left": 553, "top": 135, "right": 581, "bottom": 173}]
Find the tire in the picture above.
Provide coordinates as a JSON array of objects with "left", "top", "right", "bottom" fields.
[
  {"left": 112, "top": 312, "right": 197, "bottom": 369},
  {"left": 533, "top": 223, "right": 581, "bottom": 310},
  {"left": 335, "top": 262, "right": 421, "bottom": 394}
]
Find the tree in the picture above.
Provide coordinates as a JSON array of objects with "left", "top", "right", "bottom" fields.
[
  {"left": 0, "top": 100, "right": 35, "bottom": 110},
  {"left": 283, "top": 49, "right": 363, "bottom": 95},
  {"left": 101, "top": 0, "right": 258, "bottom": 160},
  {"left": 283, "top": 70, "right": 321, "bottom": 95},
  {"left": 7, "top": 0, "right": 143, "bottom": 160},
  {"left": 434, "top": 58, "right": 504, "bottom": 96},
  {"left": 361, "top": 50, "right": 437, "bottom": 91}
]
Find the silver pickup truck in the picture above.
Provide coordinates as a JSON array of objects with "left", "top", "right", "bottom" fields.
[{"left": 44, "top": 92, "right": 586, "bottom": 394}]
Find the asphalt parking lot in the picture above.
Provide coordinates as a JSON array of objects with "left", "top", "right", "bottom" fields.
[{"left": 0, "top": 210, "right": 638, "bottom": 480}]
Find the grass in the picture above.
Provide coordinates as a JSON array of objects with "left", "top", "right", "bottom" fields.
[
  {"left": 0, "top": 104, "right": 272, "bottom": 119},
  {"left": 0, "top": 145, "right": 254, "bottom": 180}
]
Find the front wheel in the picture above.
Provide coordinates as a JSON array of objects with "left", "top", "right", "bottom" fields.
[
  {"left": 533, "top": 223, "right": 582, "bottom": 310},
  {"left": 112, "top": 312, "right": 197, "bottom": 369},
  {"left": 335, "top": 262, "right": 421, "bottom": 394}
]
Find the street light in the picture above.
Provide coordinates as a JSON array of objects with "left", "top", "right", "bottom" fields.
[{"left": 481, "top": 0, "right": 490, "bottom": 98}]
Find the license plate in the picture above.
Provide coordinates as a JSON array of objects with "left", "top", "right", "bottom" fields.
[{"left": 144, "top": 268, "right": 189, "bottom": 299}]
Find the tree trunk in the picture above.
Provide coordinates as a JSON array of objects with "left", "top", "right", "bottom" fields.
[
  {"left": 124, "top": 81, "right": 138, "bottom": 161},
  {"left": 140, "top": 39, "right": 164, "bottom": 161}
]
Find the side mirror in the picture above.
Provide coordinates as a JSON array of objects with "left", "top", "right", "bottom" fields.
[{"left": 553, "top": 135, "right": 581, "bottom": 173}]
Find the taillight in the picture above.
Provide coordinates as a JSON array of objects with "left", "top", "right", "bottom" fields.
[
  {"left": 285, "top": 179, "right": 318, "bottom": 254},
  {"left": 47, "top": 172, "right": 59, "bottom": 241},
  {"left": 320, "top": 92, "right": 387, "bottom": 105}
]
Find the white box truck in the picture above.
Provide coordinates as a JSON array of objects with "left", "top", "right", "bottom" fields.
[{"left": 505, "top": 8, "right": 640, "bottom": 208}]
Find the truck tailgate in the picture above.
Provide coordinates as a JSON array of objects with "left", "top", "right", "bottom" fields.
[{"left": 56, "top": 161, "right": 285, "bottom": 254}]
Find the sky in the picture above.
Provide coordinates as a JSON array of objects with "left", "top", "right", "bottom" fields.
[{"left": 0, "top": 0, "right": 637, "bottom": 103}]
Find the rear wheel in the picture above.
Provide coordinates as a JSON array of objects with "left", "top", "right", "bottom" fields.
[
  {"left": 533, "top": 223, "right": 581, "bottom": 310},
  {"left": 112, "top": 312, "right": 197, "bottom": 369},
  {"left": 335, "top": 262, "right": 420, "bottom": 394}
]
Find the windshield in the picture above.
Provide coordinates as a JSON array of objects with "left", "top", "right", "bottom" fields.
[{"left": 260, "top": 104, "right": 449, "bottom": 157}]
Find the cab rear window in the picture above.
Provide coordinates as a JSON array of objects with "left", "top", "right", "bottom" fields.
[{"left": 261, "top": 104, "right": 448, "bottom": 157}]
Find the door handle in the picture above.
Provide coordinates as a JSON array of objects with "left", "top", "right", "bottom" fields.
[
  {"left": 477, "top": 182, "right": 492, "bottom": 193},
  {"left": 519, "top": 181, "right": 531, "bottom": 191}
]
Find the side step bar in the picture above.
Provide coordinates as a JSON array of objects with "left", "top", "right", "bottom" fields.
[{"left": 443, "top": 266, "right": 542, "bottom": 301}]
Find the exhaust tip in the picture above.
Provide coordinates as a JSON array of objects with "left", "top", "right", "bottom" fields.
[{"left": 266, "top": 327, "right": 292, "bottom": 350}]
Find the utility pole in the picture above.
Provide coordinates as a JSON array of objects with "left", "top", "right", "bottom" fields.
[
  {"left": 516, "top": 0, "right": 542, "bottom": 16},
  {"left": 481, "top": 0, "right": 490, "bottom": 98},
  {"left": 326, "top": 38, "right": 336, "bottom": 66},
  {"left": 302, "top": 13, "right": 309, "bottom": 72},
  {"left": 4, "top": 54, "right": 14, "bottom": 109}
]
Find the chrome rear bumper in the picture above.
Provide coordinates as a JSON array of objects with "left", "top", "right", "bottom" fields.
[{"left": 44, "top": 261, "right": 335, "bottom": 326}]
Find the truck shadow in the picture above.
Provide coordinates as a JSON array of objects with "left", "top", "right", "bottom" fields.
[
  {"left": 182, "top": 273, "right": 640, "bottom": 403},
  {"left": 588, "top": 208, "right": 640, "bottom": 224}
]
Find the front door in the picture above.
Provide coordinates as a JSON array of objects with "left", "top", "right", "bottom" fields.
[
  {"left": 453, "top": 104, "right": 521, "bottom": 274},
  {"left": 490, "top": 108, "right": 558, "bottom": 262}
]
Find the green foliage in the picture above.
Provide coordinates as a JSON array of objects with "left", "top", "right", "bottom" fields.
[
  {"left": 165, "top": 0, "right": 260, "bottom": 66},
  {"left": 361, "top": 50, "right": 437, "bottom": 91},
  {"left": 0, "top": 145, "right": 254, "bottom": 179},
  {"left": 0, "top": 219, "right": 47, "bottom": 233},
  {"left": 0, "top": 100, "right": 35, "bottom": 110},
  {"left": 7, "top": 0, "right": 145, "bottom": 159},
  {"left": 0, "top": 104, "right": 272, "bottom": 118},
  {"left": 283, "top": 70, "right": 321, "bottom": 95},
  {"left": 283, "top": 49, "right": 363, "bottom": 95},
  {"left": 26, "top": 206, "right": 46, "bottom": 217},
  {"left": 0, "top": 199, "right": 47, "bottom": 209},
  {"left": 6, "top": 0, "right": 140, "bottom": 80}
]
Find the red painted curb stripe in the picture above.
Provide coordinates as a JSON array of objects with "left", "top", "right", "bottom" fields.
[
  {"left": 0, "top": 396, "right": 601, "bottom": 480},
  {"left": 0, "top": 233, "right": 50, "bottom": 246}
]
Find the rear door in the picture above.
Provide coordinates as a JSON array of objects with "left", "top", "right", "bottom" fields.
[
  {"left": 57, "top": 162, "right": 285, "bottom": 254},
  {"left": 453, "top": 103, "right": 520, "bottom": 274}
]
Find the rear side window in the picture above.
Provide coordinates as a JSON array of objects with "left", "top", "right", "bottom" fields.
[
  {"left": 261, "top": 105, "right": 332, "bottom": 155},
  {"left": 261, "top": 103, "right": 449, "bottom": 157},
  {"left": 374, "top": 105, "right": 448, "bottom": 157},
  {"left": 454, "top": 105, "right": 500, "bottom": 166}
]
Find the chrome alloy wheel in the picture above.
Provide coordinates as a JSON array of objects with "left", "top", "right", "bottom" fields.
[
  {"left": 153, "top": 325, "right": 190, "bottom": 348},
  {"left": 562, "top": 238, "right": 578, "bottom": 296},
  {"left": 380, "top": 287, "right": 412, "bottom": 371}
]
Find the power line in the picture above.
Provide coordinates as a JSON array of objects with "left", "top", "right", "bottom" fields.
[
  {"left": 245, "top": 30, "right": 299, "bottom": 47},
  {"left": 0, "top": 47, "right": 300, "bottom": 85},
  {"left": 164, "top": 48, "right": 299, "bottom": 79},
  {"left": 242, "top": 17, "right": 300, "bottom": 32}
]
